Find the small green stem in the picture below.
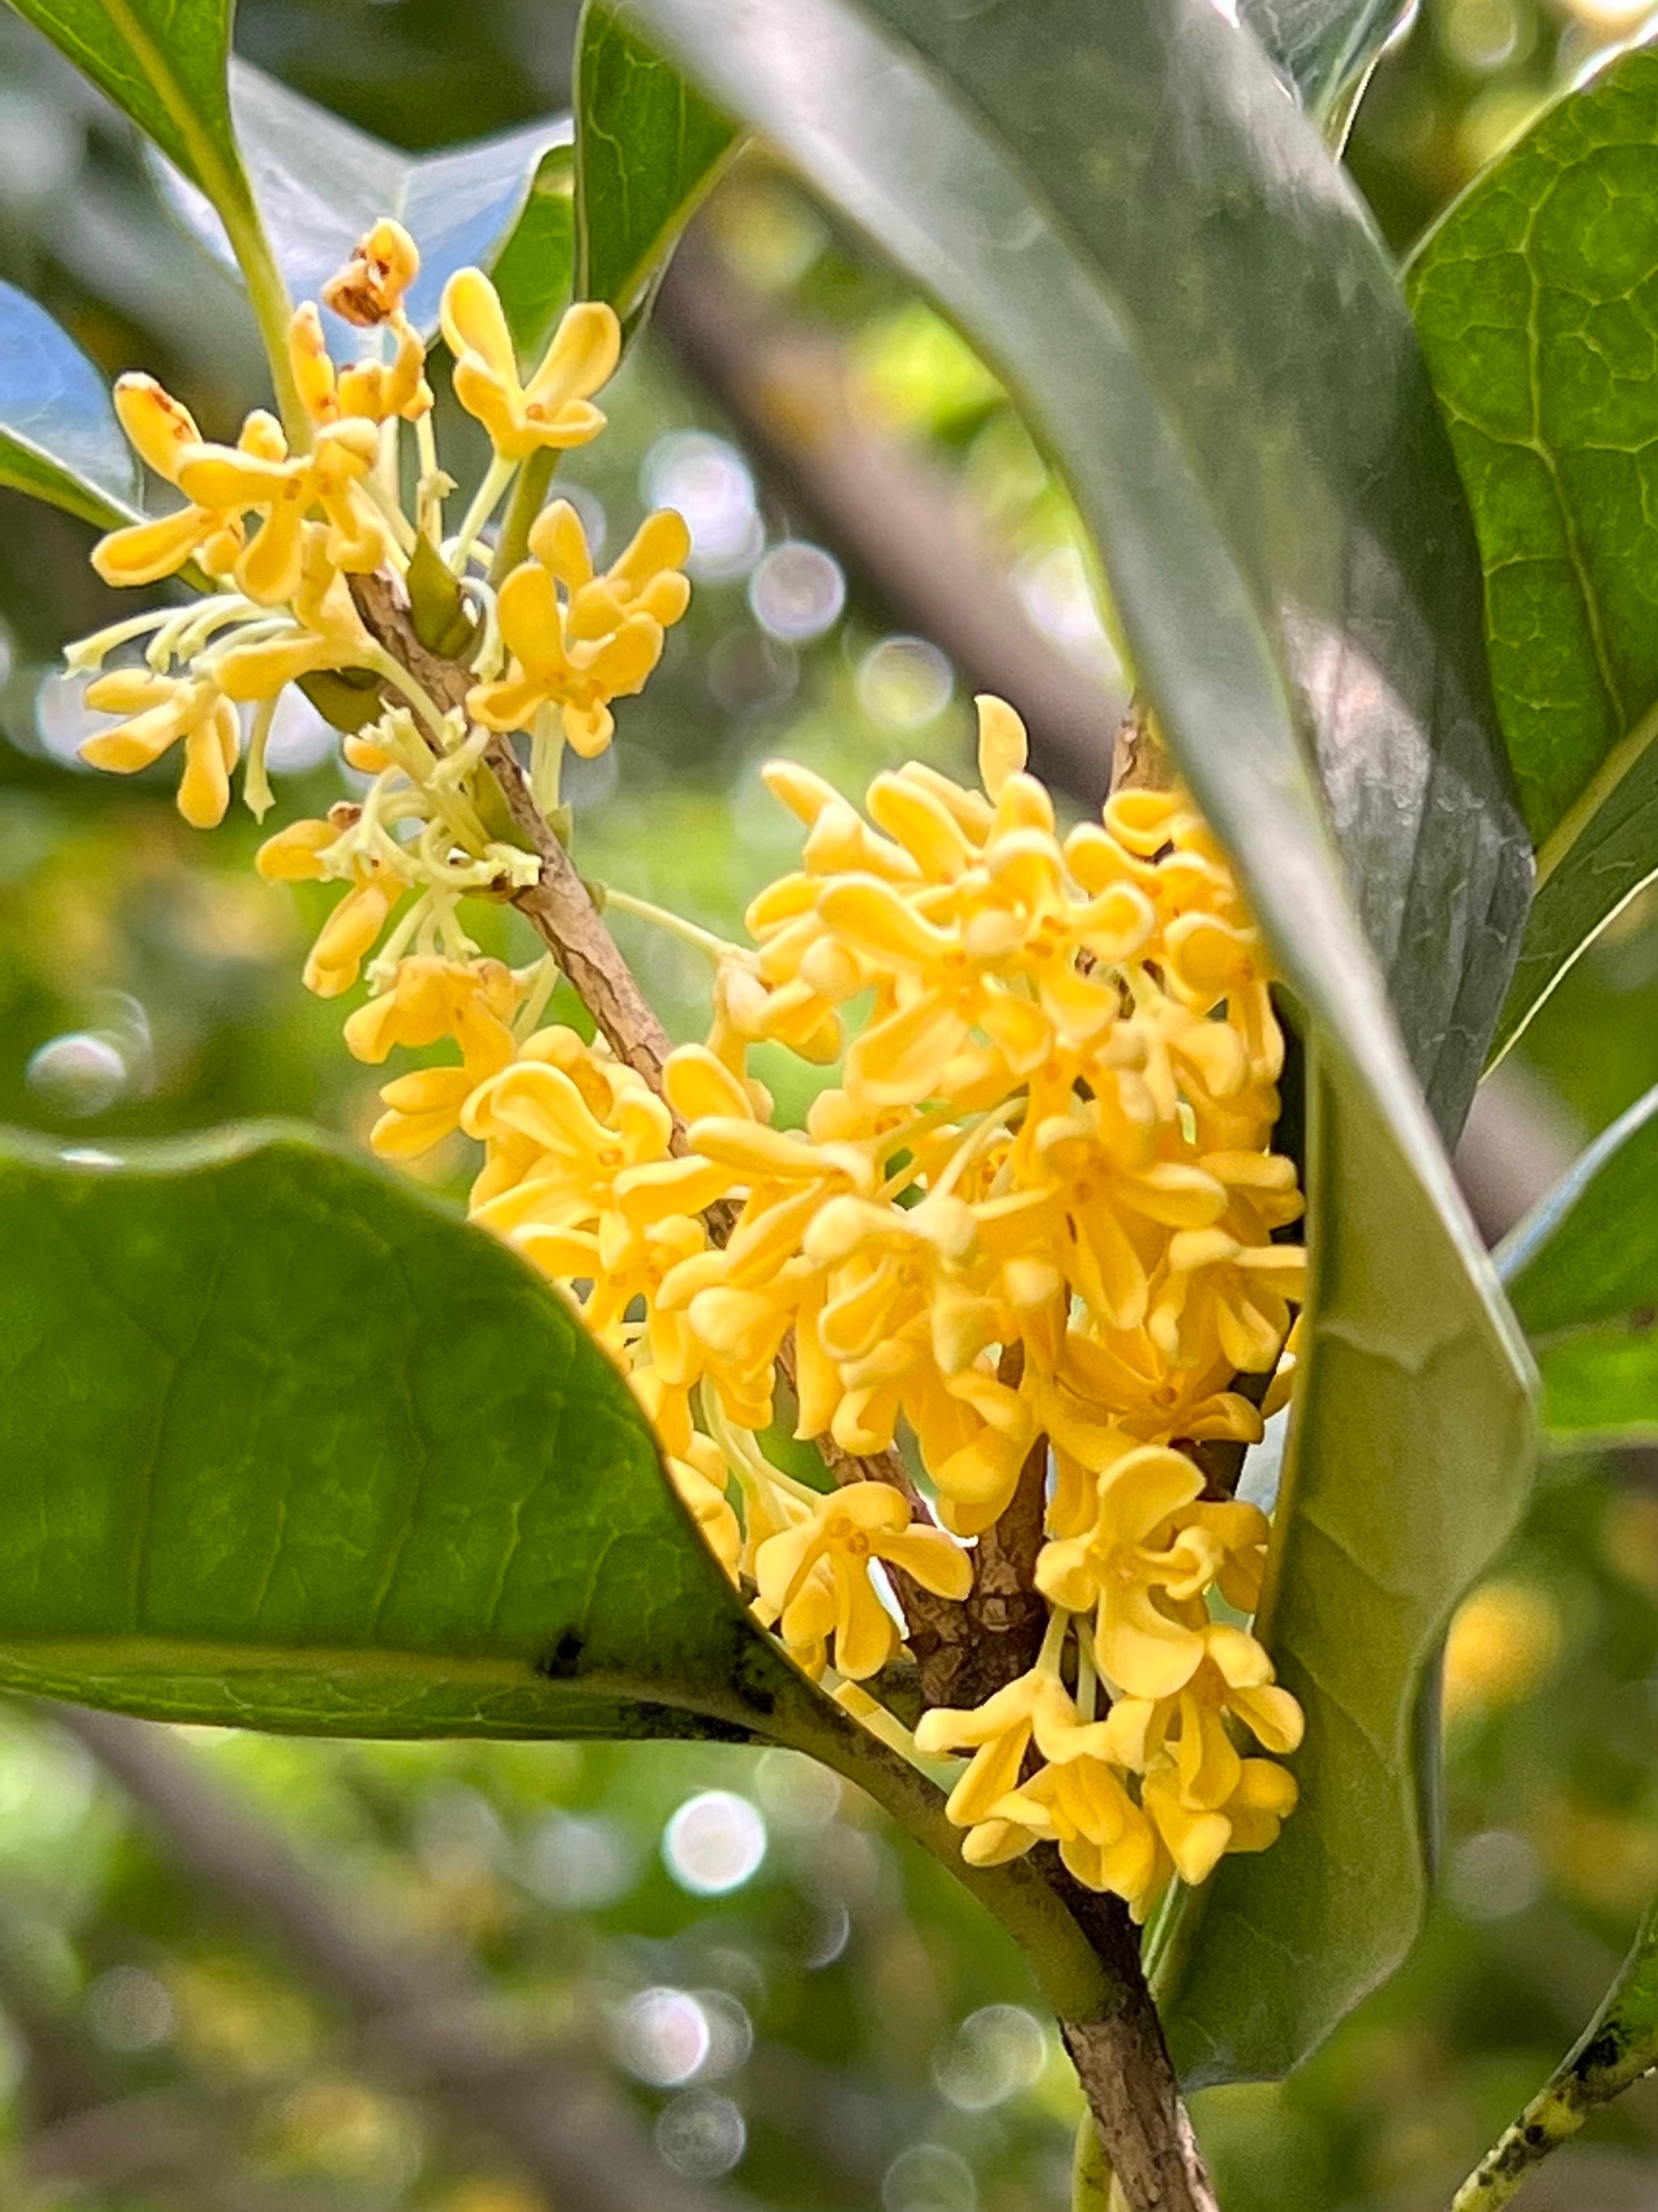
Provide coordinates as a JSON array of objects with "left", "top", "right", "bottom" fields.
[
  {"left": 1452, "top": 1892, "right": 1658, "bottom": 2211},
  {"left": 449, "top": 454, "right": 518, "bottom": 576},
  {"left": 220, "top": 194, "right": 309, "bottom": 452},
  {"left": 489, "top": 448, "right": 557, "bottom": 582}
]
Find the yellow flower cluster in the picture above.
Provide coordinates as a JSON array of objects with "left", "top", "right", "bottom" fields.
[{"left": 65, "top": 215, "right": 1304, "bottom": 1925}]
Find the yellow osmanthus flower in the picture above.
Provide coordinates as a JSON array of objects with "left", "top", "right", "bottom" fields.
[
  {"left": 440, "top": 275, "right": 621, "bottom": 461},
  {"left": 176, "top": 416, "right": 386, "bottom": 607},
  {"left": 58, "top": 194, "right": 1306, "bottom": 1909},
  {"left": 468, "top": 499, "right": 692, "bottom": 755},
  {"left": 754, "top": 1480, "right": 971, "bottom": 1680},
  {"left": 79, "top": 669, "right": 240, "bottom": 828},
  {"left": 92, "top": 375, "right": 249, "bottom": 587},
  {"left": 256, "top": 816, "right": 409, "bottom": 999},
  {"left": 344, "top": 957, "right": 521, "bottom": 1160}
]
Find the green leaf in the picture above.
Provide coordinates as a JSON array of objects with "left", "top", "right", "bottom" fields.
[
  {"left": 3, "top": 0, "right": 240, "bottom": 203},
  {"left": 152, "top": 62, "right": 572, "bottom": 343},
  {"left": 0, "top": 1125, "right": 1133, "bottom": 2030},
  {"left": 615, "top": 0, "right": 1537, "bottom": 2083},
  {"left": 1407, "top": 49, "right": 1658, "bottom": 1059},
  {"left": 0, "top": 283, "right": 137, "bottom": 528},
  {"left": 0, "top": 1125, "right": 810, "bottom": 1743},
  {"left": 1498, "top": 1084, "right": 1658, "bottom": 1448},
  {"left": 2, "top": 0, "right": 301, "bottom": 429},
  {"left": 490, "top": 143, "right": 579, "bottom": 359},
  {"left": 575, "top": 3, "right": 738, "bottom": 321},
  {"left": 1240, "top": 0, "right": 1413, "bottom": 139}
]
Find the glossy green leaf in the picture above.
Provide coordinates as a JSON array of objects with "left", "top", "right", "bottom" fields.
[
  {"left": 1498, "top": 1083, "right": 1658, "bottom": 1448},
  {"left": 2, "top": 0, "right": 241, "bottom": 203},
  {"left": 1240, "top": 0, "right": 1413, "bottom": 140},
  {"left": 2, "top": 0, "right": 300, "bottom": 423},
  {"left": 490, "top": 143, "right": 579, "bottom": 358},
  {"left": 575, "top": 3, "right": 738, "bottom": 321},
  {"left": 0, "top": 283, "right": 137, "bottom": 528},
  {"left": 152, "top": 62, "right": 572, "bottom": 344},
  {"left": 1408, "top": 49, "right": 1658, "bottom": 1059},
  {"left": 616, "top": 0, "right": 1537, "bottom": 2082},
  {"left": 0, "top": 1126, "right": 811, "bottom": 1743}
]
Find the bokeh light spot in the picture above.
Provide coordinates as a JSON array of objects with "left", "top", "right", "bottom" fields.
[
  {"left": 614, "top": 1987, "right": 710, "bottom": 2087},
  {"left": 856, "top": 636, "right": 954, "bottom": 729},
  {"left": 657, "top": 2088, "right": 746, "bottom": 2178},
  {"left": 27, "top": 1032, "right": 127, "bottom": 1117},
  {"left": 644, "top": 432, "right": 763, "bottom": 581},
  {"left": 882, "top": 2142, "right": 977, "bottom": 2212},
  {"left": 748, "top": 540, "right": 846, "bottom": 641},
  {"left": 662, "top": 1789, "right": 767, "bottom": 1895},
  {"left": 932, "top": 2004, "right": 1049, "bottom": 2110}
]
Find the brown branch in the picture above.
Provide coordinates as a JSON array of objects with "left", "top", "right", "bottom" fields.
[{"left": 48, "top": 1703, "right": 759, "bottom": 2212}]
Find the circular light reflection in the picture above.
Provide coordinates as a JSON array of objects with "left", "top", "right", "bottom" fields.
[
  {"left": 882, "top": 2142, "right": 977, "bottom": 2212},
  {"left": 615, "top": 1987, "right": 710, "bottom": 2087},
  {"left": 748, "top": 540, "right": 845, "bottom": 641},
  {"left": 856, "top": 636, "right": 954, "bottom": 729},
  {"left": 693, "top": 1989, "right": 754, "bottom": 2079},
  {"left": 662, "top": 1789, "right": 767, "bottom": 1896},
  {"left": 87, "top": 1965, "right": 174, "bottom": 2053},
  {"left": 644, "top": 432, "right": 763, "bottom": 581},
  {"left": 1448, "top": 1828, "right": 1543, "bottom": 1922},
  {"left": 932, "top": 2004, "right": 1049, "bottom": 2110},
  {"left": 27, "top": 1032, "right": 127, "bottom": 1117},
  {"left": 33, "top": 670, "right": 100, "bottom": 765},
  {"left": 657, "top": 2088, "right": 746, "bottom": 2178}
]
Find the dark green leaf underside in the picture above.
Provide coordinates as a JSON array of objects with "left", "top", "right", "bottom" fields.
[
  {"left": 615, "top": 0, "right": 1536, "bottom": 2086},
  {"left": 0, "top": 281, "right": 137, "bottom": 527},
  {"left": 0, "top": 1128, "right": 807, "bottom": 1743},
  {"left": 1408, "top": 48, "right": 1658, "bottom": 1057},
  {"left": 1500, "top": 1083, "right": 1658, "bottom": 1448}
]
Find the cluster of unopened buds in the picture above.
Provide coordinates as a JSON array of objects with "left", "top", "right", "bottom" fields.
[{"left": 69, "top": 217, "right": 1306, "bottom": 1925}]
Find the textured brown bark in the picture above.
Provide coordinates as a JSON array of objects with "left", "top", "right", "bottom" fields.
[{"left": 1053, "top": 1871, "right": 1220, "bottom": 2212}]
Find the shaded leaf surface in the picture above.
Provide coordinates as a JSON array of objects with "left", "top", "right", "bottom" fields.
[
  {"left": 1408, "top": 50, "right": 1658, "bottom": 1057},
  {"left": 615, "top": 0, "right": 1536, "bottom": 2082},
  {"left": 0, "top": 282, "right": 137, "bottom": 526},
  {"left": 0, "top": 1128, "right": 806, "bottom": 1742},
  {"left": 1499, "top": 1083, "right": 1658, "bottom": 1447},
  {"left": 576, "top": 5, "right": 738, "bottom": 320},
  {"left": 154, "top": 62, "right": 572, "bottom": 345},
  {"left": 1240, "top": 0, "right": 1413, "bottom": 137}
]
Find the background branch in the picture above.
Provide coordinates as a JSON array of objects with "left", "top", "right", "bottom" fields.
[{"left": 46, "top": 1703, "right": 756, "bottom": 2212}]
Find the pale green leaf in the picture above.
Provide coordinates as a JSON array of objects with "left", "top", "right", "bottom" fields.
[
  {"left": 0, "top": 282, "right": 137, "bottom": 527},
  {"left": 151, "top": 62, "right": 572, "bottom": 344}
]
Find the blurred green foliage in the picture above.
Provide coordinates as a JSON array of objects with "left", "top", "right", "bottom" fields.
[{"left": 1, "top": 0, "right": 1656, "bottom": 2204}]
